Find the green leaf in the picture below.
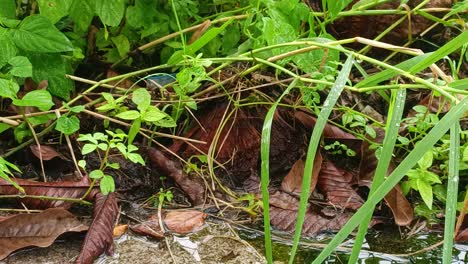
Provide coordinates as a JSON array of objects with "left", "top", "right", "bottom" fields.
[
  {"left": 422, "top": 171, "right": 441, "bottom": 184},
  {"left": 8, "top": 56, "right": 32, "bottom": 77},
  {"left": 89, "top": 169, "right": 104, "bottom": 179},
  {"left": 97, "top": 143, "right": 108, "bottom": 151},
  {"left": 0, "top": 33, "right": 17, "bottom": 67},
  {"left": 69, "top": 105, "right": 84, "bottom": 113},
  {"left": 69, "top": 0, "right": 94, "bottom": 32},
  {"left": 0, "top": 123, "right": 11, "bottom": 134},
  {"left": 107, "top": 162, "right": 120, "bottom": 169},
  {"left": 132, "top": 88, "right": 151, "bottom": 112},
  {"left": 94, "top": 0, "right": 125, "bottom": 27},
  {"left": 55, "top": 115, "right": 80, "bottom": 135},
  {"left": 100, "top": 175, "right": 115, "bottom": 195},
  {"left": 127, "top": 118, "right": 141, "bottom": 146},
  {"left": 463, "top": 146, "right": 468, "bottom": 162},
  {"left": 111, "top": 34, "right": 130, "bottom": 57},
  {"left": 116, "top": 110, "right": 140, "bottom": 120},
  {"left": 142, "top": 106, "right": 167, "bottom": 123},
  {"left": 0, "top": 78, "right": 19, "bottom": 99},
  {"left": 12, "top": 90, "right": 54, "bottom": 111},
  {"left": 26, "top": 52, "right": 74, "bottom": 99},
  {"left": 365, "top": 126, "right": 376, "bottom": 139},
  {"left": 417, "top": 179, "right": 433, "bottom": 210},
  {"left": 12, "top": 15, "right": 73, "bottom": 52},
  {"left": 78, "top": 159, "right": 86, "bottom": 169},
  {"left": 418, "top": 151, "right": 433, "bottom": 169},
  {"left": 0, "top": 0, "right": 16, "bottom": 18},
  {"left": 77, "top": 133, "right": 97, "bottom": 144},
  {"left": 81, "top": 143, "right": 97, "bottom": 155},
  {"left": 127, "top": 153, "right": 145, "bottom": 166},
  {"left": 37, "top": 0, "right": 72, "bottom": 24}
]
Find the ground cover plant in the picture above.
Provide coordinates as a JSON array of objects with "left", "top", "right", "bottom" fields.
[{"left": 0, "top": 0, "right": 467, "bottom": 263}]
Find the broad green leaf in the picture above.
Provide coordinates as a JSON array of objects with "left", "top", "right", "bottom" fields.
[
  {"left": 0, "top": 0, "right": 16, "bottom": 18},
  {"left": 37, "top": 0, "right": 72, "bottom": 24},
  {"left": 26, "top": 52, "right": 74, "bottom": 99},
  {"left": 69, "top": 105, "right": 84, "bottom": 113},
  {"left": 97, "top": 143, "right": 108, "bottom": 151},
  {"left": 132, "top": 88, "right": 151, "bottom": 112},
  {"left": 12, "top": 15, "right": 73, "bottom": 52},
  {"left": 77, "top": 133, "right": 97, "bottom": 144},
  {"left": 8, "top": 56, "right": 32, "bottom": 77},
  {"left": 55, "top": 115, "right": 80, "bottom": 135},
  {"left": 422, "top": 171, "right": 441, "bottom": 184},
  {"left": 12, "top": 90, "right": 54, "bottom": 111},
  {"left": 418, "top": 151, "right": 433, "bottom": 169},
  {"left": 94, "top": 0, "right": 125, "bottom": 27},
  {"left": 116, "top": 110, "right": 140, "bottom": 120},
  {"left": 111, "top": 34, "right": 130, "bottom": 57},
  {"left": 128, "top": 118, "right": 141, "bottom": 145},
  {"left": 0, "top": 33, "right": 17, "bottom": 67},
  {"left": 417, "top": 179, "right": 433, "bottom": 209},
  {"left": 69, "top": 0, "right": 94, "bottom": 32},
  {"left": 89, "top": 169, "right": 104, "bottom": 179},
  {"left": 0, "top": 123, "right": 11, "bottom": 134},
  {"left": 81, "top": 143, "right": 97, "bottom": 155},
  {"left": 128, "top": 153, "right": 145, "bottom": 166},
  {"left": 0, "top": 78, "right": 19, "bottom": 99},
  {"left": 126, "top": 0, "right": 157, "bottom": 29},
  {"left": 143, "top": 106, "right": 167, "bottom": 122},
  {"left": 100, "top": 175, "right": 115, "bottom": 194}
]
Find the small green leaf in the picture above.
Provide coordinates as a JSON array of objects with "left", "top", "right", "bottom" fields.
[
  {"left": 0, "top": 34, "right": 17, "bottom": 67},
  {"left": 94, "top": 0, "right": 125, "bottom": 27},
  {"left": 89, "top": 169, "right": 104, "bottom": 179},
  {"left": 128, "top": 153, "right": 145, "bottom": 166},
  {"left": 97, "top": 143, "right": 108, "bottom": 151},
  {"left": 142, "top": 106, "right": 167, "bottom": 122},
  {"left": 81, "top": 143, "right": 97, "bottom": 155},
  {"left": 0, "top": 78, "right": 19, "bottom": 99},
  {"left": 77, "top": 133, "right": 97, "bottom": 144},
  {"left": 132, "top": 88, "right": 151, "bottom": 112},
  {"left": 69, "top": 105, "right": 85, "bottom": 113},
  {"left": 12, "top": 90, "right": 54, "bottom": 111},
  {"left": 418, "top": 151, "right": 433, "bottom": 169},
  {"left": 111, "top": 34, "right": 130, "bottom": 57},
  {"left": 56, "top": 115, "right": 80, "bottom": 135},
  {"left": 100, "top": 175, "right": 115, "bottom": 195},
  {"left": 127, "top": 118, "right": 141, "bottom": 145},
  {"left": 463, "top": 147, "right": 468, "bottom": 162},
  {"left": 12, "top": 15, "right": 73, "bottom": 52},
  {"left": 78, "top": 159, "right": 86, "bottom": 169},
  {"left": 107, "top": 162, "right": 120, "bottom": 169},
  {"left": 417, "top": 179, "right": 433, "bottom": 210},
  {"left": 365, "top": 126, "right": 376, "bottom": 139},
  {"left": 116, "top": 110, "right": 140, "bottom": 120},
  {"left": 422, "top": 171, "right": 441, "bottom": 184}
]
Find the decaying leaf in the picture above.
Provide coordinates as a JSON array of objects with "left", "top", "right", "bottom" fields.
[
  {"left": 75, "top": 192, "right": 119, "bottom": 264},
  {"left": 148, "top": 148, "right": 205, "bottom": 205},
  {"left": 113, "top": 224, "right": 128, "bottom": 237},
  {"left": 164, "top": 210, "right": 207, "bottom": 234},
  {"left": 129, "top": 215, "right": 164, "bottom": 239},
  {"left": 281, "top": 152, "right": 322, "bottom": 194},
  {"left": 0, "top": 208, "right": 88, "bottom": 260},
  {"left": 0, "top": 176, "right": 98, "bottom": 209},
  {"left": 30, "top": 144, "right": 67, "bottom": 161}
]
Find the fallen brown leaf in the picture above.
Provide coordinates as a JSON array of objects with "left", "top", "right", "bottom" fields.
[
  {"left": 75, "top": 192, "right": 119, "bottom": 264},
  {"left": 129, "top": 215, "right": 164, "bottom": 239},
  {"left": 30, "top": 144, "right": 67, "bottom": 161},
  {"left": 281, "top": 152, "right": 322, "bottom": 195},
  {"left": 164, "top": 210, "right": 207, "bottom": 234},
  {"left": 0, "top": 208, "right": 88, "bottom": 260},
  {"left": 113, "top": 224, "right": 128, "bottom": 237}
]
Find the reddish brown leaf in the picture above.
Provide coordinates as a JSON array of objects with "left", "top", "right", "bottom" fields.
[
  {"left": 318, "top": 160, "right": 364, "bottom": 210},
  {"left": 0, "top": 176, "right": 98, "bottom": 209},
  {"left": 281, "top": 152, "right": 322, "bottom": 194},
  {"left": 129, "top": 215, "right": 164, "bottom": 239},
  {"left": 30, "top": 144, "right": 67, "bottom": 161},
  {"left": 148, "top": 148, "right": 205, "bottom": 205},
  {"left": 164, "top": 210, "right": 207, "bottom": 234},
  {"left": 75, "top": 192, "right": 119, "bottom": 264},
  {"left": 0, "top": 208, "right": 88, "bottom": 260},
  {"left": 294, "top": 111, "right": 355, "bottom": 139}
]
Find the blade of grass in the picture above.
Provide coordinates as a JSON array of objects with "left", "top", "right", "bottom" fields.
[
  {"left": 348, "top": 88, "right": 406, "bottom": 263},
  {"left": 260, "top": 78, "right": 299, "bottom": 264},
  {"left": 289, "top": 55, "right": 354, "bottom": 263},
  {"left": 442, "top": 122, "right": 460, "bottom": 263},
  {"left": 311, "top": 96, "right": 468, "bottom": 263}
]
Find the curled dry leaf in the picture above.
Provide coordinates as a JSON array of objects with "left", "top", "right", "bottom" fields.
[
  {"left": 281, "top": 152, "right": 322, "bottom": 195},
  {"left": 129, "top": 214, "right": 164, "bottom": 239},
  {"left": 0, "top": 208, "right": 88, "bottom": 260},
  {"left": 75, "top": 192, "right": 119, "bottom": 264},
  {"left": 30, "top": 144, "right": 67, "bottom": 161},
  {"left": 294, "top": 111, "right": 355, "bottom": 139},
  {"left": 148, "top": 148, "right": 205, "bottom": 205},
  {"left": 113, "top": 224, "right": 128, "bottom": 237},
  {"left": 164, "top": 210, "right": 207, "bottom": 234},
  {"left": 0, "top": 176, "right": 98, "bottom": 209}
]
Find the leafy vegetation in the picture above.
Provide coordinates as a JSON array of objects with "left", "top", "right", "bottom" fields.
[{"left": 0, "top": 0, "right": 467, "bottom": 263}]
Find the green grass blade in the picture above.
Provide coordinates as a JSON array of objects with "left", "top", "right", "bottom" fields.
[
  {"left": 289, "top": 55, "right": 354, "bottom": 264},
  {"left": 348, "top": 88, "right": 406, "bottom": 263},
  {"left": 312, "top": 96, "right": 468, "bottom": 263},
  {"left": 407, "top": 30, "right": 468, "bottom": 74},
  {"left": 260, "top": 79, "right": 299, "bottom": 264},
  {"left": 442, "top": 123, "right": 460, "bottom": 263},
  {"left": 449, "top": 78, "right": 468, "bottom": 90}
]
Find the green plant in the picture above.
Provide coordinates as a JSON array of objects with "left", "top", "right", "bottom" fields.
[
  {"left": 323, "top": 140, "right": 356, "bottom": 156},
  {"left": 0, "top": 157, "right": 24, "bottom": 193},
  {"left": 77, "top": 130, "right": 145, "bottom": 195}
]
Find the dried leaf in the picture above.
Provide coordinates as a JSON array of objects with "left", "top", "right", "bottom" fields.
[
  {"left": 384, "top": 185, "right": 414, "bottom": 226},
  {"left": 113, "top": 224, "right": 128, "bottom": 237},
  {"left": 148, "top": 148, "right": 205, "bottom": 205},
  {"left": 0, "top": 176, "right": 98, "bottom": 209},
  {"left": 129, "top": 215, "right": 164, "bottom": 239},
  {"left": 294, "top": 111, "right": 355, "bottom": 139},
  {"left": 30, "top": 144, "right": 66, "bottom": 161},
  {"left": 75, "top": 192, "right": 119, "bottom": 264},
  {"left": 281, "top": 152, "right": 322, "bottom": 194},
  {"left": 0, "top": 208, "right": 88, "bottom": 260},
  {"left": 164, "top": 210, "right": 207, "bottom": 234}
]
